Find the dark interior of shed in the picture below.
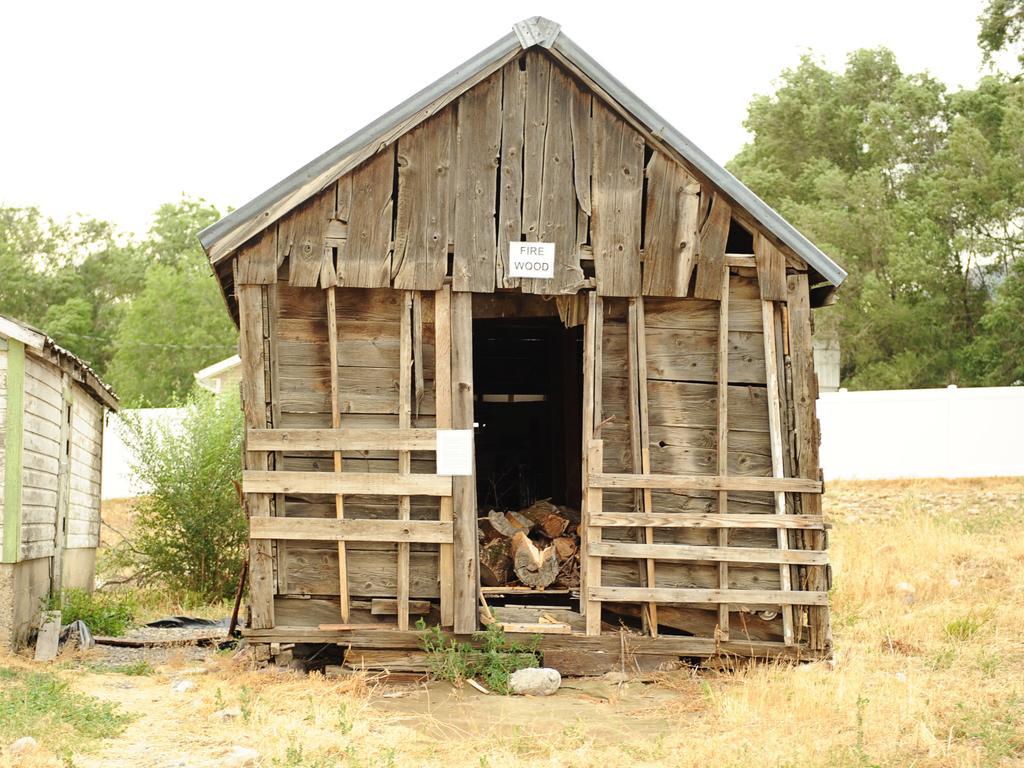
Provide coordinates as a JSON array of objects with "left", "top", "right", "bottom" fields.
[{"left": 472, "top": 315, "right": 583, "bottom": 514}]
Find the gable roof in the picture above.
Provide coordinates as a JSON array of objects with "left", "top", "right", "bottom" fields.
[
  {"left": 0, "top": 315, "right": 119, "bottom": 411},
  {"left": 198, "top": 17, "right": 847, "bottom": 288}
]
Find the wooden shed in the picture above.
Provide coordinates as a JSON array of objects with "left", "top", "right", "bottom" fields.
[
  {"left": 200, "top": 18, "right": 846, "bottom": 668},
  {"left": 0, "top": 316, "right": 118, "bottom": 649}
]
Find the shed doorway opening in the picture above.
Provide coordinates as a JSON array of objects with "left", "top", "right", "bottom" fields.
[{"left": 471, "top": 294, "right": 584, "bottom": 599}]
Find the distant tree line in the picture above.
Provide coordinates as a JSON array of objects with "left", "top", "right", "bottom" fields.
[
  {"left": 0, "top": 198, "right": 237, "bottom": 406},
  {"left": 728, "top": 0, "right": 1024, "bottom": 388}
]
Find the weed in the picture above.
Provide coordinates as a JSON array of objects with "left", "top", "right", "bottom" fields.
[
  {"left": 0, "top": 665, "right": 132, "bottom": 759},
  {"left": 272, "top": 742, "right": 340, "bottom": 768},
  {"left": 239, "top": 685, "right": 254, "bottom": 723},
  {"left": 105, "top": 660, "right": 155, "bottom": 676},
  {"left": 337, "top": 701, "right": 353, "bottom": 734},
  {"left": 45, "top": 587, "right": 135, "bottom": 636},
  {"left": 945, "top": 613, "right": 984, "bottom": 641},
  {"left": 952, "top": 695, "right": 1024, "bottom": 767},
  {"left": 417, "top": 620, "right": 539, "bottom": 694}
]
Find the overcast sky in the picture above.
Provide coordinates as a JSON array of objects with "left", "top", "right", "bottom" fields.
[{"left": 0, "top": 1, "right": 997, "bottom": 236}]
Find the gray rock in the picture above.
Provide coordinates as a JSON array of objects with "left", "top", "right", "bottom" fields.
[
  {"left": 225, "top": 745, "right": 260, "bottom": 767},
  {"left": 171, "top": 679, "right": 195, "bottom": 693},
  {"left": 213, "top": 706, "right": 243, "bottom": 720},
  {"left": 9, "top": 736, "right": 39, "bottom": 755},
  {"left": 509, "top": 667, "right": 560, "bottom": 696}
]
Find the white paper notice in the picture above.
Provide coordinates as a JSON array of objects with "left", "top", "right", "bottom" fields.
[
  {"left": 436, "top": 429, "right": 473, "bottom": 476},
  {"left": 508, "top": 242, "right": 555, "bottom": 278}
]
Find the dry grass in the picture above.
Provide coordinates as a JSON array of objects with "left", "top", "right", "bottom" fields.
[{"left": 3, "top": 479, "right": 1023, "bottom": 767}]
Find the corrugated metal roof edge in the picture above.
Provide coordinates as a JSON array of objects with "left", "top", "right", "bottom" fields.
[{"left": 198, "top": 16, "right": 847, "bottom": 287}]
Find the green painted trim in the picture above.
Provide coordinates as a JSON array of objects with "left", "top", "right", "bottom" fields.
[{"left": 2, "top": 339, "right": 25, "bottom": 563}]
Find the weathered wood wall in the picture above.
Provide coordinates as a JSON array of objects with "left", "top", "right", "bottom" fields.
[
  {"left": 223, "top": 50, "right": 774, "bottom": 303},
  {"left": 67, "top": 388, "right": 103, "bottom": 551}
]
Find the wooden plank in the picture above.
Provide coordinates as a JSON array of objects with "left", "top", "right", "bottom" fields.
[
  {"left": 251, "top": 517, "right": 453, "bottom": 543},
  {"left": 586, "top": 440, "right": 603, "bottom": 636},
  {"left": 590, "top": 512, "right": 824, "bottom": 529},
  {"left": 525, "top": 62, "right": 584, "bottom": 295},
  {"left": 642, "top": 153, "right": 700, "bottom": 297},
  {"left": 693, "top": 193, "right": 731, "bottom": 300},
  {"left": 326, "top": 287, "right": 350, "bottom": 623},
  {"left": 762, "top": 300, "right": 795, "bottom": 644},
  {"left": 236, "top": 226, "right": 279, "bottom": 285},
  {"left": 522, "top": 50, "right": 550, "bottom": 246},
  {"left": 370, "top": 599, "right": 430, "bottom": 616},
  {"left": 435, "top": 286, "right": 454, "bottom": 626},
  {"left": 580, "top": 291, "right": 598, "bottom": 618},
  {"left": 412, "top": 293, "right": 425, "bottom": 415},
  {"left": 589, "top": 586, "right": 828, "bottom": 606},
  {"left": 281, "top": 187, "right": 334, "bottom": 288},
  {"left": 338, "top": 148, "right": 394, "bottom": 288},
  {"left": 453, "top": 72, "right": 501, "bottom": 293},
  {"left": 755, "top": 233, "right": 788, "bottom": 302},
  {"left": 590, "top": 472, "right": 820, "bottom": 493},
  {"left": 592, "top": 101, "right": 644, "bottom": 296},
  {"left": 716, "top": 263, "right": 731, "bottom": 640},
  {"left": 588, "top": 541, "right": 827, "bottom": 565},
  {"left": 397, "top": 292, "right": 414, "bottom": 630},
  {"left": 570, "top": 78, "right": 592, "bottom": 217},
  {"left": 2, "top": 339, "right": 25, "bottom": 564},
  {"left": 246, "top": 428, "right": 436, "bottom": 452},
  {"left": 450, "top": 291, "right": 477, "bottom": 633},
  {"left": 496, "top": 59, "right": 526, "bottom": 289},
  {"left": 393, "top": 107, "right": 453, "bottom": 290},
  {"left": 243, "top": 470, "right": 451, "bottom": 496},
  {"left": 497, "top": 622, "right": 572, "bottom": 635},
  {"left": 238, "top": 284, "right": 274, "bottom": 629},
  {"left": 788, "top": 273, "right": 830, "bottom": 650},
  {"left": 33, "top": 611, "right": 61, "bottom": 661},
  {"left": 50, "top": 373, "right": 72, "bottom": 590}
]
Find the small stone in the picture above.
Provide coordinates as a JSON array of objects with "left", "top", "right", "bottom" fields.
[
  {"left": 895, "top": 582, "right": 916, "bottom": 605},
  {"left": 9, "top": 736, "right": 39, "bottom": 755},
  {"left": 509, "top": 667, "right": 560, "bottom": 696},
  {"left": 895, "top": 671, "right": 907, "bottom": 682},
  {"left": 171, "top": 679, "right": 195, "bottom": 693},
  {"left": 213, "top": 706, "right": 242, "bottom": 720},
  {"left": 225, "top": 745, "right": 259, "bottom": 767}
]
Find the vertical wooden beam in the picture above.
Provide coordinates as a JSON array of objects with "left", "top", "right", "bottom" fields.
[
  {"left": 787, "top": 273, "right": 831, "bottom": 650},
  {"left": 580, "top": 291, "right": 597, "bottom": 617},
  {"left": 434, "top": 287, "right": 455, "bottom": 626},
  {"left": 628, "top": 298, "right": 657, "bottom": 635},
  {"left": 326, "top": 287, "right": 350, "bottom": 623},
  {"left": 450, "top": 291, "right": 478, "bottom": 634},
  {"left": 585, "top": 439, "right": 604, "bottom": 636},
  {"left": 238, "top": 284, "right": 274, "bottom": 629},
  {"left": 2, "top": 339, "right": 25, "bottom": 564},
  {"left": 51, "top": 374, "right": 72, "bottom": 592},
  {"left": 716, "top": 267, "right": 731, "bottom": 640},
  {"left": 412, "top": 293, "right": 425, "bottom": 416},
  {"left": 397, "top": 292, "right": 414, "bottom": 631},
  {"left": 761, "top": 299, "right": 796, "bottom": 644}
]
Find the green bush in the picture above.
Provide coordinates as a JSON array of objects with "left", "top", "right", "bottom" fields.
[
  {"left": 46, "top": 588, "right": 135, "bottom": 636},
  {"left": 418, "top": 620, "right": 539, "bottom": 694},
  {"left": 114, "top": 388, "right": 245, "bottom": 601}
]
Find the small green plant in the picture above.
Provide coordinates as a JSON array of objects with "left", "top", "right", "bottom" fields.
[
  {"left": 337, "top": 701, "right": 353, "bottom": 735},
  {"left": 0, "top": 665, "right": 132, "bottom": 759},
  {"left": 46, "top": 588, "right": 135, "bottom": 636},
  {"left": 417, "top": 620, "right": 538, "bottom": 694},
  {"left": 105, "top": 660, "right": 154, "bottom": 676},
  {"left": 952, "top": 695, "right": 1023, "bottom": 767},
  {"left": 945, "top": 613, "right": 984, "bottom": 642},
  {"left": 239, "top": 685, "right": 254, "bottom": 723},
  {"left": 272, "top": 742, "right": 341, "bottom": 768}
]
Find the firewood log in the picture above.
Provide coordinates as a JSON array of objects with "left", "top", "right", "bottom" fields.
[
  {"left": 511, "top": 531, "right": 558, "bottom": 589},
  {"left": 553, "top": 537, "right": 577, "bottom": 561},
  {"left": 480, "top": 538, "right": 513, "bottom": 587},
  {"left": 487, "top": 509, "right": 533, "bottom": 538}
]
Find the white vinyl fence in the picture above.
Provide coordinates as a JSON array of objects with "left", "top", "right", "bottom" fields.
[
  {"left": 100, "top": 386, "right": 1024, "bottom": 497},
  {"left": 818, "top": 385, "right": 1024, "bottom": 480}
]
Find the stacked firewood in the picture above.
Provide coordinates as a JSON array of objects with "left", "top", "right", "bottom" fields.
[{"left": 478, "top": 500, "right": 581, "bottom": 589}]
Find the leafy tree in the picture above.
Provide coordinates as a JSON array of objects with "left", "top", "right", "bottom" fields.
[
  {"left": 729, "top": 47, "right": 1023, "bottom": 389},
  {"left": 105, "top": 198, "right": 237, "bottom": 405},
  {"left": 111, "top": 388, "right": 246, "bottom": 601},
  {"left": 978, "top": 0, "right": 1024, "bottom": 68}
]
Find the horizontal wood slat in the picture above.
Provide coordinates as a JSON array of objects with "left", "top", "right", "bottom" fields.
[
  {"left": 588, "top": 541, "right": 828, "bottom": 565},
  {"left": 589, "top": 472, "right": 822, "bottom": 494},
  {"left": 247, "top": 428, "right": 437, "bottom": 452},
  {"left": 589, "top": 512, "right": 825, "bottom": 530},
  {"left": 243, "top": 470, "right": 452, "bottom": 497},
  {"left": 250, "top": 517, "right": 453, "bottom": 543},
  {"left": 588, "top": 586, "right": 829, "bottom": 606}
]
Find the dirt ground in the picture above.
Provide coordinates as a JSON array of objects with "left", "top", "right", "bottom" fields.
[{"left": 2, "top": 478, "right": 1023, "bottom": 768}]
